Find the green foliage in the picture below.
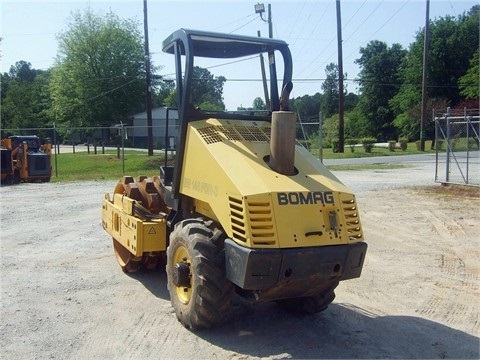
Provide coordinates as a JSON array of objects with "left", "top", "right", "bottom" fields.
[
  {"left": 322, "top": 114, "right": 339, "bottom": 149},
  {"left": 331, "top": 139, "right": 339, "bottom": 153},
  {"left": 393, "top": 98, "right": 449, "bottom": 142},
  {"left": 162, "top": 66, "right": 225, "bottom": 110},
  {"left": 190, "top": 66, "right": 226, "bottom": 110},
  {"left": 321, "top": 63, "right": 351, "bottom": 118},
  {"left": 391, "top": 7, "right": 479, "bottom": 137},
  {"left": 293, "top": 93, "right": 321, "bottom": 118},
  {"left": 50, "top": 9, "right": 145, "bottom": 134},
  {"left": 355, "top": 40, "right": 406, "bottom": 141},
  {"left": 1, "top": 62, "right": 52, "bottom": 130},
  {"left": 252, "top": 97, "right": 266, "bottom": 110},
  {"left": 346, "top": 138, "right": 358, "bottom": 152},
  {"left": 320, "top": 111, "right": 368, "bottom": 150},
  {"left": 388, "top": 140, "right": 396, "bottom": 152},
  {"left": 399, "top": 138, "right": 408, "bottom": 151},
  {"left": 458, "top": 50, "right": 479, "bottom": 99},
  {"left": 361, "top": 137, "right": 376, "bottom": 153},
  {"left": 153, "top": 80, "right": 175, "bottom": 107}
]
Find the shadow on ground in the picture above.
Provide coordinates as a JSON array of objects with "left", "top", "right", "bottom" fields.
[
  {"left": 128, "top": 268, "right": 478, "bottom": 359},
  {"left": 199, "top": 301, "right": 478, "bottom": 359}
]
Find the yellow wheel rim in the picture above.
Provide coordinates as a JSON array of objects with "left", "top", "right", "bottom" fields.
[{"left": 173, "top": 245, "right": 192, "bottom": 304}]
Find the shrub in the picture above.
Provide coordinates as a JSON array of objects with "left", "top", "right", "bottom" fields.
[
  {"left": 346, "top": 138, "right": 358, "bottom": 153},
  {"left": 436, "top": 140, "right": 444, "bottom": 151},
  {"left": 399, "top": 138, "right": 408, "bottom": 151},
  {"left": 361, "top": 137, "right": 376, "bottom": 153},
  {"left": 468, "top": 138, "right": 479, "bottom": 150},
  {"left": 331, "top": 139, "right": 339, "bottom": 153},
  {"left": 388, "top": 140, "right": 396, "bottom": 152}
]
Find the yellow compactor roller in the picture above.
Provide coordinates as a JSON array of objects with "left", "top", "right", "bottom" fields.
[{"left": 102, "top": 29, "right": 367, "bottom": 329}]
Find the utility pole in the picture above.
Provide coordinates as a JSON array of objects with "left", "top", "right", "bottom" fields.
[
  {"left": 254, "top": 3, "right": 278, "bottom": 110},
  {"left": 420, "top": 0, "right": 430, "bottom": 152},
  {"left": 143, "top": 0, "right": 153, "bottom": 156},
  {"left": 336, "top": 0, "right": 345, "bottom": 153},
  {"left": 268, "top": 3, "right": 272, "bottom": 38},
  {"left": 258, "top": 30, "right": 270, "bottom": 110}
]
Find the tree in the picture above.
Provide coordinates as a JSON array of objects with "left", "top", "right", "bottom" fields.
[
  {"left": 293, "top": 93, "right": 322, "bottom": 119},
  {"left": 163, "top": 66, "right": 226, "bottom": 110},
  {"left": 252, "top": 97, "right": 266, "bottom": 110},
  {"left": 321, "top": 63, "right": 340, "bottom": 118},
  {"left": 50, "top": 9, "right": 146, "bottom": 134},
  {"left": 355, "top": 40, "right": 406, "bottom": 141},
  {"left": 391, "top": 6, "right": 479, "bottom": 137},
  {"left": 458, "top": 49, "right": 479, "bottom": 99},
  {"left": 191, "top": 66, "right": 226, "bottom": 110},
  {"left": 1, "top": 62, "right": 52, "bottom": 133},
  {"left": 153, "top": 80, "right": 175, "bottom": 107},
  {"left": 427, "top": 11, "right": 478, "bottom": 103}
]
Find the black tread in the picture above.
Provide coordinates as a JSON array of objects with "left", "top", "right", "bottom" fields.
[{"left": 167, "top": 218, "right": 234, "bottom": 329}]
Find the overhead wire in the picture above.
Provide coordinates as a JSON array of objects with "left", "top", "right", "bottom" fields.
[
  {"left": 287, "top": 2, "right": 309, "bottom": 48},
  {"left": 229, "top": 16, "right": 259, "bottom": 34},
  {"left": 344, "top": 0, "right": 410, "bottom": 63},
  {"left": 447, "top": 0, "right": 457, "bottom": 16},
  {"left": 296, "top": 0, "right": 374, "bottom": 79},
  {"left": 86, "top": 78, "right": 140, "bottom": 102},
  {"left": 301, "top": 0, "right": 411, "bottom": 90},
  {"left": 214, "top": 12, "right": 257, "bottom": 32},
  {"left": 286, "top": 1, "right": 307, "bottom": 41}
]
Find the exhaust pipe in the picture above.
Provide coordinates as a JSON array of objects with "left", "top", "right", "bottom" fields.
[
  {"left": 270, "top": 111, "right": 296, "bottom": 176},
  {"left": 269, "top": 81, "right": 296, "bottom": 176}
]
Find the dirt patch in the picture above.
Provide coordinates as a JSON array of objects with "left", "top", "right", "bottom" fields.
[
  {"left": 1, "top": 166, "right": 479, "bottom": 359},
  {"left": 414, "top": 183, "right": 480, "bottom": 198}
]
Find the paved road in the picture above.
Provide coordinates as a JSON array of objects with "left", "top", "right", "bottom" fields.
[
  {"left": 322, "top": 153, "right": 439, "bottom": 166},
  {"left": 61, "top": 144, "right": 440, "bottom": 165}
]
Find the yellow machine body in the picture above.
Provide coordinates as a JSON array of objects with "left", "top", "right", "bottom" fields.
[
  {"left": 102, "top": 193, "right": 167, "bottom": 256},
  {"left": 102, "top": 29, "right": 367, "bottom": 328},
  {"left": 179, "top": 118, "right": 363, "bottom": 250},
  {"left": 0, "top": 136, "right": 52, "bottom": 184},
  {"left": 102, "top": 117, "right": 363, "bottom": 255}
]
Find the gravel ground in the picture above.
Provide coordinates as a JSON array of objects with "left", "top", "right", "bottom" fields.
[{"left": 1, "top": 161, "right": 479, "bottom": 359}]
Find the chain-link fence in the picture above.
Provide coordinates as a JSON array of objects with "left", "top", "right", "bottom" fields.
[
  {"left": 0, "top": 124, "right": 176, "bottom": 178},
  {"left": 434, "top": 108, "right": 480, "bottom": 186}
]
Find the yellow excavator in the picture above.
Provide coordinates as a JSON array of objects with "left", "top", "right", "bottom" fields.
[{"left": 102, "top": 29, "right": 367, "bottom": 329}]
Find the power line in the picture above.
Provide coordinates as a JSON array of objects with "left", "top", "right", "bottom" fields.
[
  {"left": 301, "top": 0, "right": 385, "bottom": 81},
  {"left": 214, "top": 13, "right": 257, "bottom": 32},
  {"left": 229, "top": 16, "right": 258, "bottom": 34},
  {"left": 344, "top": 0, "right": 410, "bottom": 63},
  {"left": 447, "top": 0, "right": 457, "bottom": 16},
  {"left": 342, "top": 0, "right": 367, "bottom": 29},
  {"left": 287, "top": 1, "right": 309, "bottom": 48},
  {"left": 86, "top": 78, "right": 140, "bottom": 102}
]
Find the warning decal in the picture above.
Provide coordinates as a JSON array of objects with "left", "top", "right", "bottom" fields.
[{"left": 148, "top": 227, "right": 156, "bottom": 234}]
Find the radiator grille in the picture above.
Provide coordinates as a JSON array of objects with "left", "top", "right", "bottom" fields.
[
  {"left": 340, "top": 194, "right": 363, "bottom": 240},
  {"left": 234, "top": 125, "right": 270, "bottom": 142},
  {"left": 228, "top": 195, "right": 246, "bottom": 243},
  {"left": 228, "top": 195, "right": 276, "bottom": 245},
  {"left": 247, "top": 200, "right": 275, "bottom": 245},
  {"left": 197, "top": 126, "right": 223, "bottom": 144},
  {"left": 197, "top": 124, "right": 270, "bottom": 144}
]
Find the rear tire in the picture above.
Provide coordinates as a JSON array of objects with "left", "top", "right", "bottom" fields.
[
  {"left": 276, "top": 282, "right": 338, "bottom": 314},
  {"left": 166, "top": 218, "right": 233, "bottom": 330}
]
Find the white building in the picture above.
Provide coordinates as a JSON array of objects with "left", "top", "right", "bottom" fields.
[{"left": 130, "top": 107, "right": 179, "bottom": 148}]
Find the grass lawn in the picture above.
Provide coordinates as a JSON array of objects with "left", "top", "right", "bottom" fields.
[{"left": 49, "top": 140, "right": 441, "bottom": 183}]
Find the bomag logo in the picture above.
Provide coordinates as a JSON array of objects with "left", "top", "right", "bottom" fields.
[{"left": 277, "top": 191, "right": 334, "bottom": 205}]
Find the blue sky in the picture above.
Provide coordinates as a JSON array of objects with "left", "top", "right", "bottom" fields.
[{"left": 1, "top": 0, "right": 476, "bottom": 110}]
